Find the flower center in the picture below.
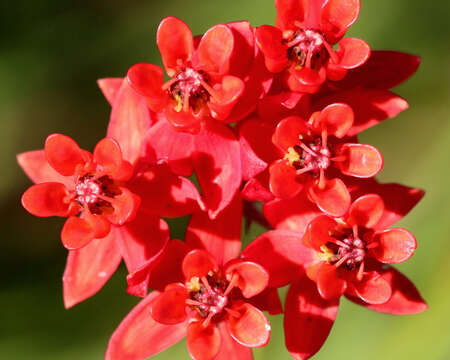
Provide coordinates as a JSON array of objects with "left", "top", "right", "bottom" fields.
[
  {"left": 164, "top": 68, "right": 211, "bottom": 113},
  {"left": 75, "top": 174, "right": 120, "bottom": 215},
  {"left": 285, "top": 29, "right": 328, "bottom": 71},
  {"left": 285, "top": 138, "right": 331, "bottom": 176}
]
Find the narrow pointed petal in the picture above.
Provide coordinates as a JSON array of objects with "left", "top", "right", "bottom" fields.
[
  {"left": 337, "top": 50, "right": 421, "bottom": 90},
  {"left": 105, "top": 292, "right": 187, "bottom": 360},
  {"left": 208, "top": 76, "right": 245, "bottom": 121},
  {"left": 263, "top": 191, "right": 322, "bottom": 232},
  {"left": 126, "top": 63, "right": 166, "bottom": 103},
  {"left": 255, "top": 25, "right": 288, "bottom": 73},
  {"left": 347, "top": 267, "right": 427, "bottom": 314},
  {"left": 17, "top": 150, "right": 73, "bottom": 187},
  {"left": 61, "top": 215, "right": 110, "bottom": 250},
  {"left": 193, "top": 120, "right": 241, "bottom": 219},
  {"left": 197, "top": 24, "right": 234, "bottom": 75},
  {"left": 115, "top": 215, "right": 169, "bottom": 274},
  {"left": 269, "top": 160, "right": 303, "bottom": 199},
  {"left": 215, "top": 322, "right": 253, "bottom": 360},
  {"left": 242, "top": 230, "right": 314, "bottom": 287},
  {"left": 332, "top": 37, "right": 370, "bottom": 69},
  {"left": 226, "top": 261, "right": 269, "bottom": 298},
  {"left": 63, "top": 231, "right": 121, "bottom": 308},
  {"left": 185, "top": 195, "right": 242, "bottom": 266},
  {"left": 302, "top": 215, "right": 337, "bottom": 251},
  {"left": 317, "top": 263, "right": 347, "bottom": 299},
  {"left": 107, "top": 80, "right": 152, "bottom": 165},
  {"left": 275, "top": 0, "right": 308, "bottom": 31},
  {"left": 284, "top": 275, "right": 339, "bottom": 360},
  {"left": 355, "top": 272, "right": 392, "bottom": 304},
  {"left": 308, "top": 178, "right": 351, "bottom": 217},
  {"left": 227, "top": 302, "right": 270, "bottom": 347},
  {"left": 316, "top": 103, "right": 354, "bottom": 138},
  {"left": 183, "top": 249, "right": 218, "bottom": 280},
  {"left": 150, "top": 284, "right": 188, "bottom": 325},
  {"left": 187, "top": 322, "right": 221, "bottom": 360},
  {"left": 337, "top": 143, "right": 383, "bottom": 177},
  {"left": 45, "top": 134, "right": 85, "bottom": 176},
  {"left": 241, "top": 175, "right": 274, "bottom": 203},
  {"left": 93, "top": 138, "right": 123, "bottom": 175},
  {"left": 371, "top": 228, "right": 416, "bottom": 264},
  {"left": 157, "top": 17, "right": 194, "bottom": 76},
  {"left": 98, "top": 78, "right": 123, "bottom": 106},
  {"left": 320, "top": 0, "right": 360, "bottom": 43},
  {"left": 272, "top": 116, "right": 308, "bottom": 152},
  {"left": 347, "top": 193, "right": 384, "bottom": 228},
  {"left": 22, "top": 182, "right": 71, "bottom": 217}
]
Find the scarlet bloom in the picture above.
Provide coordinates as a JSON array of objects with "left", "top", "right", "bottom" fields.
[
  {"left": 256, "top": 0, "right": 370, "bottom": 93},
  {"left": 127, "top": 16, "right": 245, "bottom": 134},
  {"left": 107, "top": 249, "right": 271, "bottom": 360},
  {"left": 272, "top": 103, "right": 382, "bottom": 216},
  {"left": 21, "top": 134, "right": 140, "bottom": 250}
]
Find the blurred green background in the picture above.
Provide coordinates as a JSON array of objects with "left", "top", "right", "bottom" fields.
[{"left": 1, "top": 0, "right": 449, "bottom": 359}]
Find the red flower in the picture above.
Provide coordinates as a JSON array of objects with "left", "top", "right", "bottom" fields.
[
  {"left": 256, "top": 0, "right": 370, "bottom": 93},
  {"left": 127, "top": 17, "right": 245, "bottom": 134},
  {"left": 107, "top": 249, "right": 272, "bottom": 360},
  {"left": 21, "top": 134, "right": 140, "bottom": 250}
]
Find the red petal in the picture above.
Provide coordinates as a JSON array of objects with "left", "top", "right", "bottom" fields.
[
  {"left": 269, "top": 160, "right": 303, "bottom": 199},
  {"left": 107, "top": 80, "right": 152, "bottom": 165},
  {"left": 150, "top": 284, "right": 188, "bottom": 325},
  {"left": 227, "top": 302, "right": 270, "bottom": 347},
  {"left": 197, "top": 24, "right": 234, "bottom": 75},
  {"left": 255, "top": 25, "right": 288, "bottom": 73},
  {"left": 182, "top": 249, "right": 218, "bottom": 280},
  {"left": 371, "top": 228, "right": 416, "bottom": 264},
  {"left": 317, "top": 263, "right": 347, "bottom": 299},
  {"left": 347, "top": 267, "right": 427, "bottom": 314},
  {"left": 302, "top": 215, "right": 337, "bottom": 251},
  {"left": 247, "top": 287, "right": 283, "bottom": 315},
  {"left": 263, "top": 191, "right": 322, "bottom": 232},
  {"left": 242, "top": 230, "right": 314, "bottom": 287},
  {"left": 93, "top": 138, "right": 123, "bottom": 175},
  {"left": 115, "top": 215, "right": 169, "bottom": 274},
  {"left": 307, "top": 178, "right": 351, "bottom": 217},
  {"left": 284, "top": 275, "right": 339, "bottom": 360},
  {"left": 320, "top": 0, "right": 360, "bottom": 43},
  {"left": 241, "top": 175, "right": 274, "bottom": 203},
  {"left": 315, "top": 103, "right": 354, "bottom": 138},
  {"left": 272, "top": 116, "right": 308, "bottom": 152},
  {"left": 185, "top": 195, "right": 242, "bottom": 267},
  {"left": 225, "top": 260, "right": 269, "bottom": 298},
  {"left": 142, "top": 118, "right": 195, "bottom": 177},
  {"left": 336, "top": 50, "right": 421, "bottom": 90},
  {"left": 332, "top": 37, "right": 370, "bottom": 69},
  {"left": 226, "top": 21, "right": 256, "bottom": 77},
  {"left": 105, "top": 292, "right": 187, "bottom": 360},
  {"left": 355, "top": 272, "right": 392, "bottom": 304},
  {"left": 21, "top": 182, "right": 71, "bottom": 217},
  {"left": 61, "top": 215, "right": 110, "bottom": 250},
  {"left": 193, "top": 120, "right": 241, "bottom": 219},
  {"left": 17, "top": 150, "right": 73, "bottom": 187},
  {"left": 129, "top": 164, "right": 203, "bottom": 218},
  {"left": 275, "top": 0, "right": 308, "bottom": 31},
  {"left": 215, "top": 322, "right": 253, "bottom": 360},
  {"left": 97, "top": 78, "right": 123, "bottom": 106},
  {"left": 63, "top": 231, "right": 121, "bottom": 308},
  {"left": 290, "top": 66, "right": 327, "bottom": 89},
  {"left": 208, "top": 76, "right": 245, "bottom": 121},
  {"left": 347, "top": 194, "right": 384, "bottom": 228},
  {"left": 156, "top": 17, "right": 193, "bottom": 76},
  {"left": 45, "top": 134, "right": 85, "bottom": 176},
  {"left": 126, "top": 63, "right": 165, "bottom": 102},
  {"left": 336, "top": 143, "right": 383, "bottom": 177},
  {"left": 105, "top": 187, "right": 140, "bottom": 226},
  {"left": 187, "top": 322, "right": 221, "bottom": 360}
]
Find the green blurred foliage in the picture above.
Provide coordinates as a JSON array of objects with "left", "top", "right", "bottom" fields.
[{"left": 0, "top": 0, "right": 449, "bottom": 359}]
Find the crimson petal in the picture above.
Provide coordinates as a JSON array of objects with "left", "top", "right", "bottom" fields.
[
  {"left": 182, "top": 249, "right": 218, "bottom": 280},
  {"left": 255, "top": 25, "right": 288, "bottom": 73},
  {"left": 187, "top": 322, "right": 221, "bottom": 360},
  {"left": 320, "top": 0, "right": 360, "bottom": 43},
  {"left": 333, "top": 37, "right": 370, "bottom": 69},
  {"left": 97, "top": 78, "right": 123, "bottom": 106},
  {"left": 315, "top": 103, "right": 354, "bottom": 138},
  {"left": 93, "top": 138, "right": 123, "bottom": 175},
  {"left": 150, "top": 284, "right": 188, "bottom": 325},
  {"left": 275, "top": 0, "right": 308, "bottom": 31},
  {"left": 371, "top": 228, "right": 417, "bottom": 264},
  {"left": 61, "top": 215, "right": 110, "bottom": 250},
  {"left": 269, "top": 160, "right": 303, "bottom": 199},
  {"left": 336, "top": 143, "right": 383, "bottom": 177},
  {"left": 215, "top": 322, "right": 253, "bottom": 360},
  {"left": 22, "top": 182, "right": 71, "bottom": 217},
  {"left": 63, "top": 231, "right": 121, "bottom": 308},
  {"left": 208, "top": 75, "right": 245, "bottom": 121},
  {"left": 347, "top": 193, "right": 384, "bottom": 229},
  {"left": 317, "top": 263, "right": 347, "bottom": 300},
  {"left": 45, "top": 134, "right": 85, "bottom": 176},
  {"left": 355, "top": 272, "right": 392, "bottom": 305},
  {"left": 126, "top": 63, "right": 166, "bottom": 106},
  {"left": 272, "top": 116, "right": 308, "bottom": 152},
  {"left": 307, "top": 177, "right": 351, "bottom": 217},
  {"left": 225, "top": 260, "right": 269, "bottom": 298},
  {"left": 105, "top": 291, "right": 187, "bottom": 360}
]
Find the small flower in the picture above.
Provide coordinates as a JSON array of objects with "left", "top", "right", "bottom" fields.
[
  {"left": 21, "top": 134, "right": 140, "bottom": 250},
  {"left": 256, "top": 0, "right": 370, "bottom": 93}
]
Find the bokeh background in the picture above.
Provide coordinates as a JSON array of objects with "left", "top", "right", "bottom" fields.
[{"left": 1, "top": 0, "right": 449, "bottom": 359}]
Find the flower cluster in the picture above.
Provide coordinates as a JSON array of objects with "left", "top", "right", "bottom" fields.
[{"left": 18, "top": 0, "right": 427, "bottom": 359}]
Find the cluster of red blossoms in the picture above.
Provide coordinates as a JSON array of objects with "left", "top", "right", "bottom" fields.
[{"left": 18, "top": 1, "right": 427, "bottom": 359}]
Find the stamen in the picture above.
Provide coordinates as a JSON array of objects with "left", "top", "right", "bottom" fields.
[
  {"left": 201, "top": 276, "right": 213, "bottom": 293},
  {"left": 202, "top": 313, "right": 214, "bottom": 328},
  {"left": 199, "top": 79, "right": 221, "bottom": 102},
  {"left": 357, "top": 261, "right": 365, "bottom": 281},
  {"left": 186, "top": 299, "right": 203, "bottom": 307},
  {"left": 224, "top": 273, "right": 239, "bottom": 296},
  {"left": 299, "top": 142, "right": 318, "bottom": 157},
  {"left": 161, "top": 78, "right": 178, "bottom": 91},
  {"left": 335, "top": 253, "right": 351, "bottom": 268},
  {"left": 318, "top": 168, "right": 326, "bottom": 190}
]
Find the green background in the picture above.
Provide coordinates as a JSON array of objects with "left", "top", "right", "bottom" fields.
[{"left": 1, "top": 0, "right": 449, "bottom": 359}]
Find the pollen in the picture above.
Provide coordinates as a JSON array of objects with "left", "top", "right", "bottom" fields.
[{"left": 284, "top": 147, "right": 301, "bottom": 166}]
